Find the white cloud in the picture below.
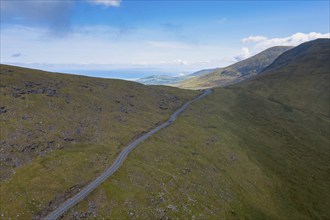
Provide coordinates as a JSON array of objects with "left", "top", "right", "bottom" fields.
[
  {"left": 0, "top": 25, "right": 238, "bottom": 73},
  {"left": 241, "top": 35, "right": 267, "bottom": 43},
  {"left": 0, "top": 1, "right": 73, "bottom": 34},
  {"left": 234, "top": 47, "right": 250, "bottom": 61},
  {"left": 176, "top": 72, "right": 190, "bottom": 76},
  {"left": 171, "top": 59, "right": 189, "bottom": 66},
  {"left": 242, "top": 32, "right": 330, "bottom": 50},
  {"left": 89, "top": 0, "right": 121, "bottom": 7}
]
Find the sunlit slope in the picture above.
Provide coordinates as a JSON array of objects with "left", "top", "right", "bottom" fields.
[
  {"left": 177, "top": 46, "right": 292, "bottom": 89},
  {"left": 0, "top": 64, "right": 200, "bottom": 219},
  {"left": 67, "top": 39, "right": 329, "bottom": 219}
]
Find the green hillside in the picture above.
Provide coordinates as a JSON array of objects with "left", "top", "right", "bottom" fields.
[
  {"left": 240, "top": 38, "right": 330, "bottom": 117},
  {"left": 0, "top": 65, "right": 199, "bottom": 219},
  {"left": 66, "top": 39, "right": 330, "bottom": 219},
  {"left": 177, "top": 46, "right": 292, "bottom": 89}
]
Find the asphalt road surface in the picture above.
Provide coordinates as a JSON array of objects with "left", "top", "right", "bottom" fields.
[{"left": 45, "top": 89, "right": 212, "bottom": 220}]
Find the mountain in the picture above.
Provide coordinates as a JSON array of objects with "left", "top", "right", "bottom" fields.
[
  {"left": 177, "top": 46, "right": 293, "bottom": 89},
  {"left": 188, "top": 68, "right": 216, "bottom": 77},
  {"left": 136, "top": 69, "right": 215, "bottom": 85},
  {"left": 241, "top": 38, "right": 330, "bottom": 117},
  {"left": 0, "top": 64, "right": 200, "bottom": 219},
  {"left": 66, "top": 39, "right": 329, "bottom": 219}
]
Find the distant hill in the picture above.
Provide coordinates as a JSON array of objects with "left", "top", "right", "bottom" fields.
[
  {"left": 136, "top": 75, "right": 187, "bottom": 85},
  {"left": 136, "top": 69, "right": 215, "bottom": 85},
  {"left": 67, "top": 39, "right": 330, "bottom": 219},
  {"left": 177, "top": 46, "right": 292, "bottom": 89}
]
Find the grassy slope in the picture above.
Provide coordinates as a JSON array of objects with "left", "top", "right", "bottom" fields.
[
  {"left": 67, "top": 39, "right": 329, "bottom": 219},
  {"left": 177, "top": 46, "right": 292, "bottom": 89},
  {"left": 0, "top": 64, "right": 199, "bottom": 219},
  {"left": 241, "top": 38, "right": 330, "bottom": 117}
]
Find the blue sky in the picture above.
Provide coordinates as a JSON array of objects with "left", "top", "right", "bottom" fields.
[{"left": 1, "top": 0, "right": 329, "bottom": 79}]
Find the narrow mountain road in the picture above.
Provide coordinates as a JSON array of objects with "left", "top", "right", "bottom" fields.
[{"left": 45, "top": 89, "right": 212, "bottom": 220}]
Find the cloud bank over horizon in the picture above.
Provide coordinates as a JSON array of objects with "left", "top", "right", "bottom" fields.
[
  {"left": 242, "top": 32, "right": 330, "bottom": 50},
  {"left": 1, "top": 24, "right": 329, "bottom": 73},
  {"left": 239, "top": 32, "right": 330, "bottom": 59},
  {"left": 1, "top": 1, "right": 329, "bottom": 77}
]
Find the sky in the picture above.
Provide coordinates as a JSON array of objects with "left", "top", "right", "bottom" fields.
[{"left": 1, "top": 0, "right": 329, "bottom": 80}]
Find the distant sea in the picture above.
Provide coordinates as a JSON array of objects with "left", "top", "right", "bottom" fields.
[
  {"left": 3, "top": 62, "right": 191, "bottom": 81},
  {"left": 60, "top": 69, "right": 180, "bottom": 81}
]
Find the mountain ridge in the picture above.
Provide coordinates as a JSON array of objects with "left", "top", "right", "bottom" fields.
[{"left": 177, "top": 46, "right": 293, "bottom": 89}]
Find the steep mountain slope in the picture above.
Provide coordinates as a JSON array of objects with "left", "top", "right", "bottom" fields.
[
  {"left": 0, "top": 64, "right": 199, "bottom": 219},
  {"left": 67, "top": 39, "right": 329, "bottom": 219},
  {"left": 177, "top": 46, "right": 292, "bottom": 89},
  {"left": 241, "top": 38, "right": 330, "bottom": 117}
]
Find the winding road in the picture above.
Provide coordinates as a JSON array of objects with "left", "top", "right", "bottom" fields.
[{"left": 45, "top": 89, "right": 212, "bottom": 220}]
